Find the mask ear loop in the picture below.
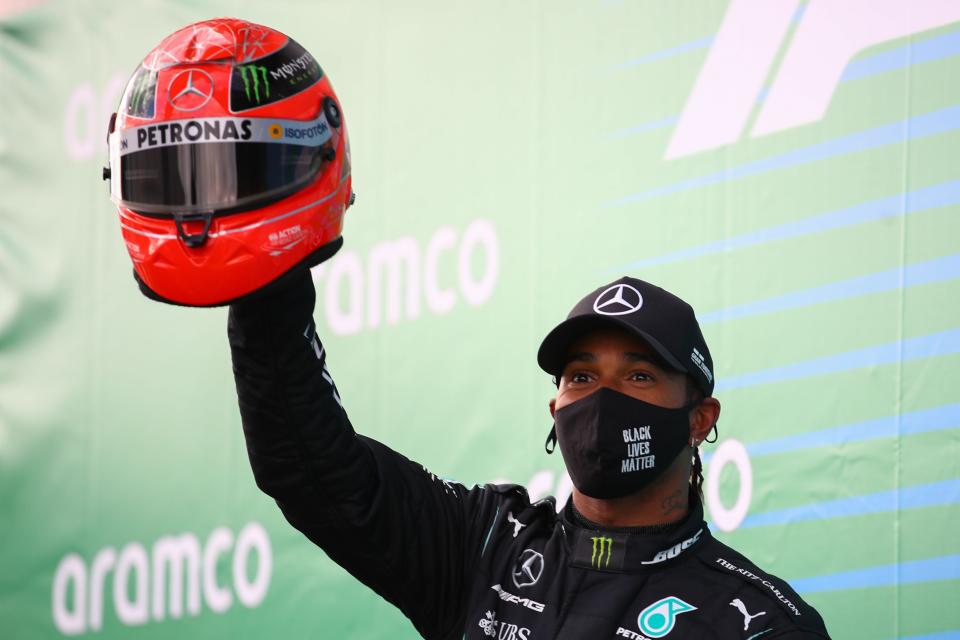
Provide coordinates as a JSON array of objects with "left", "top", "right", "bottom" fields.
[{"left": 544, "top": 424, "right": 557, "bottom": 454}]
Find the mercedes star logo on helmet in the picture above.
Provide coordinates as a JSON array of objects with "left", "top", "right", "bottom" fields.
[
  {"left": 512, "top": 549, "right": 544, "bottom": 589},
  {"left": 593, "top": 284, "right": 643, "bottom": 316},
  {"left": 168, "top": 69, "right": 214, "bottom": 112}
]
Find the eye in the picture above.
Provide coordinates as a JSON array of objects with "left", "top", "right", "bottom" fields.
[
  {"left": 629, "top": 371, "right": 653, "bottom": 382},
  {"left": 570, "top": 372, "right": 591, "bottom": 384}
]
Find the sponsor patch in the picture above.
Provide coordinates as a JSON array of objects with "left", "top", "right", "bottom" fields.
[
  {"left": 230, "top": 39, "right": 323, "bottom": 111},
  {"left": 690, "top": 347, "right": 712, "bottom": 383},
  {"left": 490, "top": 584, "right": 545, "bottom": 613},
  {"left": 637, "top": 596, "right": 696, "bottom": 638},
  {"left": 715, "top": 558, "right": 802, "bottom": 617},
  {"left": 114, "top": 112, "right": 331, "bottom": 155},
  {"left": 478, "top": 611, "right": 531, "bottom": 640}
]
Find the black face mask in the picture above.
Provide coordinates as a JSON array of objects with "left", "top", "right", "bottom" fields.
[{"left": 550, "top": 387, "right": 693, "bottom": 499}]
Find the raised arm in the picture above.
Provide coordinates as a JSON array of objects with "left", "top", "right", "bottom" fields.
[{"left": 227, "top": 273, "right": 497, "bottom": 640}]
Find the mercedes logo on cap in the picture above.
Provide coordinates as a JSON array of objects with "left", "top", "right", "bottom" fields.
[
  {"left": 593, "top": 284, "right": 643, "bottom": 316},
  {"left": 167, "top": 69, "right": 214, "bottom": 112},
  {"left": 512, "top": 549, "right": 544, "bottom": 589}
]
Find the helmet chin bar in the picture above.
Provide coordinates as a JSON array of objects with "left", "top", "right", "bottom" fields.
[
  {"left": 173, "top": 211, "right": 214, "bottom": 248},
  {"left": 132, "top": 236, "right": 344, "bottom": 307}
]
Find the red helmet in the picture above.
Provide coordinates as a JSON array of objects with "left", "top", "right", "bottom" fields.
[{"left": 105, "top": 18, "right": 353, "bottom": 306}]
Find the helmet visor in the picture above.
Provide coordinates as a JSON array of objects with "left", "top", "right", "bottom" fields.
[{"left": 109, "top": 114, "right": 333, "bottom": 215}]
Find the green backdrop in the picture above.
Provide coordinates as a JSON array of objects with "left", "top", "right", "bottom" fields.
[{"left": 2, "top": 1, "right": 959, "bottom": 638}]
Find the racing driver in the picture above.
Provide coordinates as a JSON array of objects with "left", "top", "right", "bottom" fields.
[
  {"left": 103, "top": 16, "right": 829, "bottom": 639},
  {"left": 228, "top": 274, "right": 832, "bottom": 639}
]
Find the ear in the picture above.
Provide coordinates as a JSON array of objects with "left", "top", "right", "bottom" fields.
[
  {"left": 548, "top": 397, "right": 557, "bottom": 419},
  {"left": 689, "top": 397, "right": 721, "bottom": 445}
]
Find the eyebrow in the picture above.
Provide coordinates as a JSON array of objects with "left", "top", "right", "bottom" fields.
[{"left": 563, "top": 352, "right": 667, "bottom": 369}]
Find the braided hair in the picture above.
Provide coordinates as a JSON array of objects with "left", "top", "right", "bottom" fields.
[{"left": 686, "top": 377, "right": 711, "bottom": 503}]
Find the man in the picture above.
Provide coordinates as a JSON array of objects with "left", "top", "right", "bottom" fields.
[
  {"left": 229, "top": 274, "right": 831, "bottom": 639},
  {"left": 104, "top": 18, "right": 827, "bottom": 639}
]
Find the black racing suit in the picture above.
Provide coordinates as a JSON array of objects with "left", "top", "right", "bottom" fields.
[{"left": 228, "top": 276, "right": 831, "bottom": 640}]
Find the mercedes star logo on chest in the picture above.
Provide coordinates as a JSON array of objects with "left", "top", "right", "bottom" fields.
[{"left": 511, "top": 549, "right": 544, "bottom": 589}]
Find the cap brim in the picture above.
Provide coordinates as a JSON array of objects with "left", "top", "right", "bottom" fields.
[{"left": 537, "top": 314, "right": 687, "bottom": 377}]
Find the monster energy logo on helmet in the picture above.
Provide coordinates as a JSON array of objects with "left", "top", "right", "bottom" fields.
[
  {"left": 239, "top": 65, "right": 270, "bottom": 104},
  {"left": 591, "top": 536, "right": 613, "bottom": 568},
  {"left": 230, "top": 39, "right": 323, "bottom": 112}
]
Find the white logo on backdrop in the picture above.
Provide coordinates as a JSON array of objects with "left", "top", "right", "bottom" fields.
[
  {"left": 64, "top": 73, "right": 126, "bottom": 160},
  {"left": 312, "top": 219, "right": 499, "bottom": 335},
  {"left": 51, "top": 522, "right": 272, "bottom": 635},
  {"left": 593, "top": 284, "right": 643, "bottom": 316},
  {"left": 706, "top": 439, "right": 753, "bottom": 532},
  {"left": 666, "top": 0, "right": 960, "bottom": 159}
]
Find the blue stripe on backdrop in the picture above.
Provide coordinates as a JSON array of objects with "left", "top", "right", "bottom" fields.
[
  {"left": 701, "top": 402, "right": 960, "bottom": 463},
  {"left": 739, "top": 478, "right": 960, "bottom": 529},
  {"left": 605, "top": 28, "right": 960, "bottom": 140},
  {"left": 607, "top": 104, "right": 960, "bottom": 206},
  {"left": 611, "top": 180, "right": 960, "bottom": 271},
  {"left": 604, "top": 116, "right": 679, "bottom": 140},
  {"left": 698, "top": 253, "right": 960, "bottom": 324},
  {"left": 898, "top": 632, "right": 960, "bottom": 640},
  {"left": 842, "top": 29, "right": 960, "bottom": 82},
  {"left": 607, "top": 36, "right": 713, "bottom": 72},
  {"left": 716, "top": 327, "right": 960, "bottom": 392},
  {"left": 791, "top": 554, "right": 960, "bottom": 594}
]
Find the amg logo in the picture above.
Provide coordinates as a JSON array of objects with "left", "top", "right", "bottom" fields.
[{"left": 490, "top": 584, "right": 545, "bottom": 613}]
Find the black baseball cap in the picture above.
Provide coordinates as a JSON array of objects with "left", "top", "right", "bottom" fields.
[{"left": 537, "top": 276, "right": 715, "bottom": 396}]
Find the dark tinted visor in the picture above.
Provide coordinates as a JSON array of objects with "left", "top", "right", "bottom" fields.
[{"left": 109, "top": 114, "right": 333, "bottom": 215}]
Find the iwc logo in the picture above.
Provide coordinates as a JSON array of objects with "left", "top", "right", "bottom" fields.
[{"left": 593, "top": 284, "right": 643, "bottom": 316}]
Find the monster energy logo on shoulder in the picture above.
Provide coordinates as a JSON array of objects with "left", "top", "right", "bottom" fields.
[
  {"left": 125, "top": 66, "right": 157, "bottom": 118},
  {"left": 239, "top": 65, "right": 270, "bottom": 104},
  {"left": 591, "top": 536, "right": 613, "bottom": 568}
]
